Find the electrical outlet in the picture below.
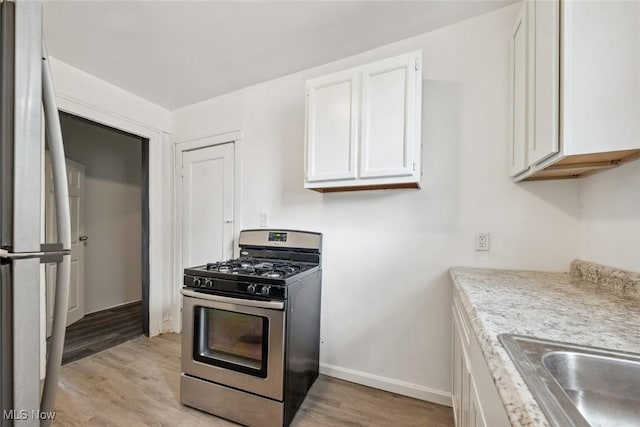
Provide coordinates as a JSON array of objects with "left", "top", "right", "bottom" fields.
[
  {"left": 259, "top": 212, "right": 269, "bottom": 227},
  {"left": 475, "top": 232, "right": 490, "bottom": 251}
]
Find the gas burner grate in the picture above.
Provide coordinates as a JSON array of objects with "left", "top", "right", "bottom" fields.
[
  {"left": 204, "top": 258, "right": 306, "bottom": 279},
  {"left": 273, "top": 263, "right": 300, "bottom": 274},
  {"left": 260, "top": 270, "right": 286, "bottom": 279}
]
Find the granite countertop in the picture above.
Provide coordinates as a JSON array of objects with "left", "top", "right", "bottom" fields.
[{"left": 449, "top": 260, "right": 640, "bottom": 427}]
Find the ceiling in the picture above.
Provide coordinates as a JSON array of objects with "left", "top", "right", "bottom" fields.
[{"left": 43, "top": 1, "right": 512, "bottom": 111}]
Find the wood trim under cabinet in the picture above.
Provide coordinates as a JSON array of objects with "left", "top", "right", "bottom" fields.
[
  {"left": 309, "top": 182, "right": 420, "bottom": 193},
  {"left": 522, "top": 148, "right": 640, "bottom": 181}
]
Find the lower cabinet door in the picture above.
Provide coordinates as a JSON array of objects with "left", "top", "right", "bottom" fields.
[
  {"left": 470, "top": 379, "right": 487, "bottom": 427},
  {"left": 461, "top": 357, "right": 471, "bottom": 427},
  {"left": 452, "top": 295, "right": 511, "bottom": 427},
  {"left": 452, "top": 305, "right": 489, "bottom": 427},
  {"left": 453, "top": 307, "right": 472, "bottom": 427},
  {"left": 452, "top": 308, "right": 463, "bottom": 425}
]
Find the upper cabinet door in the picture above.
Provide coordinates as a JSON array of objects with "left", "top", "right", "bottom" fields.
[
  {"left": 563, "top": 0, "right": 640, "bottom": 155},
  {"left": 527, "top": 0, "right": 560, "bottom": 166},
  {"left": 305, "top": 69, "right": 360, "bottom": 182},
  {"left": 509, "top": 3, "right": 529, "bottom": 177},
  {"left": 360, "top": 52, "right": 419, "bottom": 178}
]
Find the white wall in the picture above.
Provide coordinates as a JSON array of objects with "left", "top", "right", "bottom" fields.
[
  {"left": 578, "top": 160, "right": 640, "bottom": 272},
  {"left": 172, "top": 4, "right": 580, "bottom": 402},
  {"left": 61, "top": 115, "right": 143, "bottom": 313},
  {"left": 50, "top": 57, "right": 173, "bottom": 335},
  {"left": 49, "top": 57, "right": 171, "bottom": 133}
]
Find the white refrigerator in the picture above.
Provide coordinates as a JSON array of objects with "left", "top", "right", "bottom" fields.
[{"left": 0, "top": 1, "right": 71, "bottom": 426}]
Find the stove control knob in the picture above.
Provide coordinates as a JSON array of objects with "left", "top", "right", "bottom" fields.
[
  {"left": 193, "top": 278, "right": 202, "bottom": 287},
  {"left": 204, "top": 279, "right": 213, "bottom": 288},
  {"left": 260, "top": 285, "right": 271, "bottom": 296},
  {"left": 247, "top": 284, "right": 257, "bottom": 294}
]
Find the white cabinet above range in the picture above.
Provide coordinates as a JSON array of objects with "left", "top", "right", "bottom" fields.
[{"left": 304, "top": 51, "right": 422, "bottom": 192}]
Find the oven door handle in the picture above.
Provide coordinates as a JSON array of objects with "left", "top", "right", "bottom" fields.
[{"left": 181, "top": 289, "right": 285, "bottom": 310}]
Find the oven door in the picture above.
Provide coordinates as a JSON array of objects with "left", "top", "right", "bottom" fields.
[{"left": 181, "top": 289, "right": 285, "bottom": 401}]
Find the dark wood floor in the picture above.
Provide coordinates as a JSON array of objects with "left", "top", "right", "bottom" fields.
[
  {"left": 54, "top": 333, "right": 455, "bottom": 426},
  {"left": 58, "top": 301, "right": 143, "bottom": 365}
]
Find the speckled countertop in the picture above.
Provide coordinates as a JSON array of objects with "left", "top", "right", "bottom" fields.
[{"left": 449, "top": 260, "right": 640, "bottom": 427}]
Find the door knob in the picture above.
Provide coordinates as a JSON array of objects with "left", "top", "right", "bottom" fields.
[{"left": 79, "top": 235, "right": 89, "bottom": 241}]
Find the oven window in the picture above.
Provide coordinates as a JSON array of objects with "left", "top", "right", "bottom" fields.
[{"left": 193, "top": 306, "right": 269, "bottom": 378}]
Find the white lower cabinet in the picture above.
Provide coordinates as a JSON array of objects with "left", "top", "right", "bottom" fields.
[
  {"left": 452, "top": 312, "right": 463, "bottom": 425},
  {"left": 469, "top": 380, "right": 486, "bottom": 427},
  {"left": 452, "top": 291, "right": 509, "bottom": 427}
]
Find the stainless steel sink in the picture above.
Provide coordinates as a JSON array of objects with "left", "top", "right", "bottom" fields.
[{"left": 499, "top": 334, "right": 640, "bottom": 427}]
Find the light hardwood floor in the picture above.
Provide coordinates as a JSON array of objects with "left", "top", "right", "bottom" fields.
[{"left": 54, "top": 333, "right": 454, "bottom": 426}]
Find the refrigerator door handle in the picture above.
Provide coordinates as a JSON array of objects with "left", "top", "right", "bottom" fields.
[
  {"left": 40, "top": 39, "right": 72, "bottom": 422},
  {"left": 40, "top": 44, "right": 71, "bottom": 252},
  {"left": 0, "top": 248, "right": 44, "bottom": 259}
]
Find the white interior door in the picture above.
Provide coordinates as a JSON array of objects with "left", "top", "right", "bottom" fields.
[
  {"left": 182, "top": 143, "right": 234, "bottom": 268},
  {"left": 46, "top": 155, "right": 85, "bottom": 336}
]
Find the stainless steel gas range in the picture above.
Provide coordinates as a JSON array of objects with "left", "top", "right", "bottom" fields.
[{"left": 180, "top": 229, "right": 322, "bottom": 427}]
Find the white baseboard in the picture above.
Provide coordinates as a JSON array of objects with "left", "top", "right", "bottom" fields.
[{"left": 319, "top": 362, "right": 452, "bottom": 407}]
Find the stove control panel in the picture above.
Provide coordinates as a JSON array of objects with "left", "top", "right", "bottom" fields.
[
  {"left": 244, "top": 283, "right": 271, "bottom": 296},
  {"left": 268, "top": 231, "right": 287, "bottom": 242},
  {"left": 183, "top": 274, "right": 284, "bottom": 299}
]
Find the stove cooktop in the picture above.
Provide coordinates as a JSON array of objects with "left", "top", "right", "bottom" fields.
[
  {"left": 183, "top": 257, "right": 318, "bottom": 299},
  {"left": 203, "top": 258, "right": 311, "bottom": 279}
]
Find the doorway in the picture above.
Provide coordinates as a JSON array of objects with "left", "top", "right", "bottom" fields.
[{"left": 45, "top": 112, "right": 150, "bottom": 364}]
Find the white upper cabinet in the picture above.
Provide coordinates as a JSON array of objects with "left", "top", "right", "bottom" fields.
[
  {"left": 510, "top": 0, "right": 640, "bottom": 181},
  {"left": 306, "top": 69, "right": 359, "bottom": 183},
  {"left": 508, "top": 4, "right": 529, "bottom": 177},
  {"left": 305, "top": 51, "right": 422, "bottom": 192},
  {"left": 563, "top": 0, "right": 640, "bottom": 155},
  {"left": 527, "top": 0, "right": 560, "bottom": 166},
  {"left": 360, "top": 53, "right": 418, "bottom": 179}
]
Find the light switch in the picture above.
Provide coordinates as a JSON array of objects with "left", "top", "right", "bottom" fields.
[{"left": 260, "top": 212, "right": 269, "bottom": 227}]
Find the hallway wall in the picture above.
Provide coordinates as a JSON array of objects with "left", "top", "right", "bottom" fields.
[{"left": 61, "top": 114, "right": 143, "bottom": 314}]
